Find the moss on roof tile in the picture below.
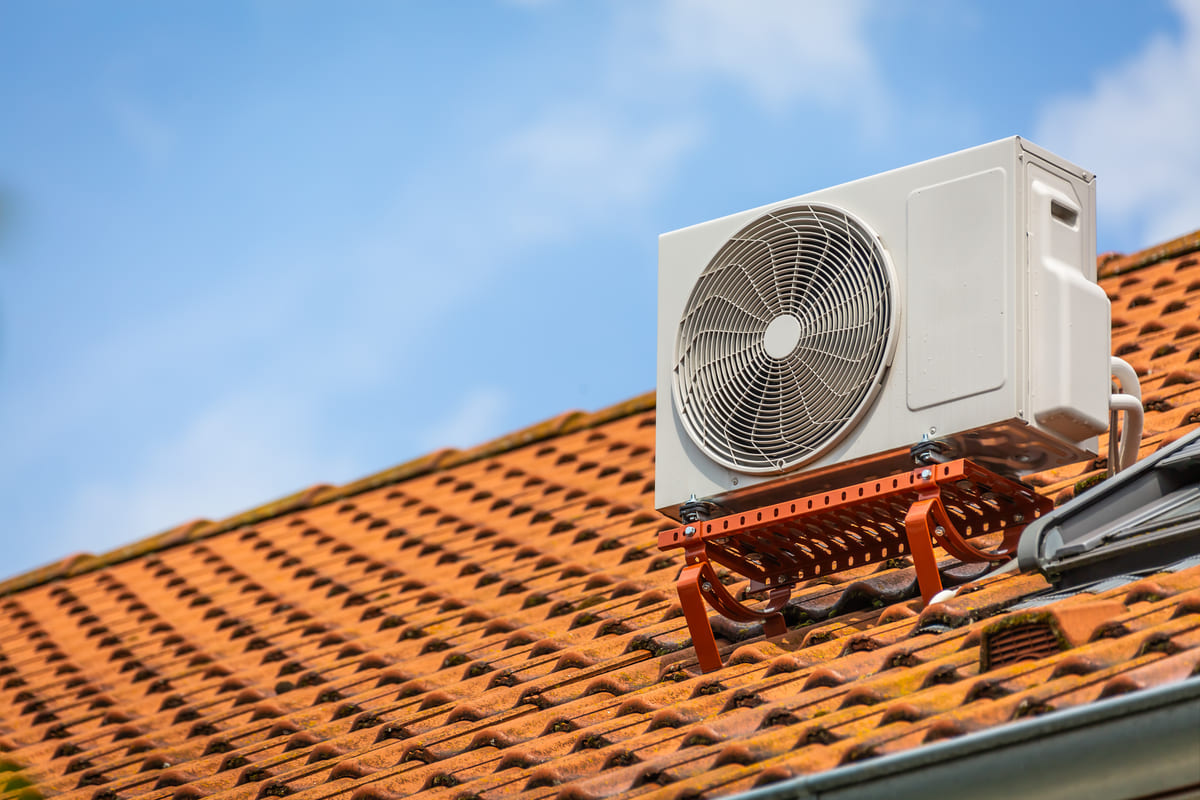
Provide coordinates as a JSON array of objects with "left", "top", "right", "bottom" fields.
[
  {"left": 1, "top": 394, "right": 657, "bottom": 593},
  {"left": 1099, "top": 228, "right": 1200, "bottom": 279}
]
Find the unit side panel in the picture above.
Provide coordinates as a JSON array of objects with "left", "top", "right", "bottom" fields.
[
  {"left": 905, "top": 168, "right": 1010, "bottom": 411},
  {"left": 1025, "top": 160, "right": 1109, "bottom": 443}
]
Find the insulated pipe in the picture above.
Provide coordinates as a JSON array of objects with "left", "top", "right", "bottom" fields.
[
  {"left": 1110, "top": 356, "right": 1141, "bottom": 402},
  {"left": 1109, "top": 356, "right": 1144, "bottom": 474},
  {"left": 1109, "top": 393, "right": 1144, "bottom": 473}
]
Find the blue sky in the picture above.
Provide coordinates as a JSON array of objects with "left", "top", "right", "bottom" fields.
[{"left": 2, "top": 0, "right": 1198, "bottom": 579}]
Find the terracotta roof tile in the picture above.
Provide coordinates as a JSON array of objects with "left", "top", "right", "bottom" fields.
[{"left": 3, "top": 233, "right": 1200, "bottom": 799}]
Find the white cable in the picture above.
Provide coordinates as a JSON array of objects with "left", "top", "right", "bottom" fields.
[
  {"left": 928, "top": 559, "right": 1020, "bottom": 605},
  {"left": 1107, "top": 407, "right": 1119, "bottom": 478},
  {"left": 929, "top": 588, "right": 958, "bottom": 604}
]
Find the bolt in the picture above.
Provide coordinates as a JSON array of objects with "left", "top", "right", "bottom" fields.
[
  {"left": 684, "top": 526, "right": 696, "bottom": 537},
  {"left": 1014, "top": 513, "right": 1024, "bottom": 524},
  {"left": 920, "top": 469, "right": 932, "bottom": 480},
  {"left": 934, "top": 525, "right": 945, "bottom": 537},
  {"left": 701, "top": 581, "right": 713, "bottom": 593}
]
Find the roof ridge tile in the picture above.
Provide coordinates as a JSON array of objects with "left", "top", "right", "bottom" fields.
[
  {"left": 0, "top": 395, "right": 655, "bottom": 595},
  {"left": 1099, "top": 228, "right": 1200, "bottom": 278}
]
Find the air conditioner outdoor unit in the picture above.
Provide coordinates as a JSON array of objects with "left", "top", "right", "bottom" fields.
[{"left": 656, "top": 136, "right": 1111, "bottom": 520}]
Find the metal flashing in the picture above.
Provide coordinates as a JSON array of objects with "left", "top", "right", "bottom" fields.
[{"left": 1019, "top": 427, "right": 1200, "bottom": 589}]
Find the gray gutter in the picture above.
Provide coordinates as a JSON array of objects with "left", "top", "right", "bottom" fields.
[{"left": 731, "top": 677, "right": 1200, "bottom": 800}]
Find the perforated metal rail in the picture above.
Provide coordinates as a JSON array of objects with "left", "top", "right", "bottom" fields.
[{"left": 658, "top": 459, "right": 1053, "bottom": 672}]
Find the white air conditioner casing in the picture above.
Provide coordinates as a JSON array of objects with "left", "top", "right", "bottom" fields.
[{"left": 657, "top": 136, "right": 1110, "bottom": 520}]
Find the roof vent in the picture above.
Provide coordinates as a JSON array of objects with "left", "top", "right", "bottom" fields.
[
  {"left": 979, "top": 600, "right": 1122, "bottom": 671},
  {"left": 983, "top": 622, "right": 1061, "bottom": 670}
]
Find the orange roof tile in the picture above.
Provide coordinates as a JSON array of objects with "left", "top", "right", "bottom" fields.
[{"left": 2, "top": 233, "right": 1200, "bottom": 800}]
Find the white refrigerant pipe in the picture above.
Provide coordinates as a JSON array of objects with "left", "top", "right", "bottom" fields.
[
  {"left": 932, "top": 358, "right": 1145, "bottom": 605},
  {"left": 1109, "top": 356, "right": 1144, "bottom": 474},
  {"left": 934, "top": 358, "right": 1146, "bottom": 605}
]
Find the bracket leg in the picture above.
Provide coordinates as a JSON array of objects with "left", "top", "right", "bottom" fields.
[
  {"left": 761, "top": 590, "right": 789, "bottom": 639},
  {"left": 677, "top": 563, "right": 723, "bottom": 673},
  {"left": 905, "top": 497, "right": 946, "bottom": 604},
  {"left": 676, "top": 558, "right": 793, "bottom": 672}
]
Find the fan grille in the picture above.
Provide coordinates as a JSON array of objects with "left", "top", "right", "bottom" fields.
[{"left": 672, "top": 203, "right": 897, "bottom": 473}]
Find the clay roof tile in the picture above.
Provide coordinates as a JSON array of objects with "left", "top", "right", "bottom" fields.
[{"left": 3, "top": 234, "right": 1200, "bottom": 798}]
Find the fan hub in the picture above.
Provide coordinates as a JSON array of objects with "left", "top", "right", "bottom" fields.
[{"left": 763, "top": 314, "right": 803, "bottom": 360}]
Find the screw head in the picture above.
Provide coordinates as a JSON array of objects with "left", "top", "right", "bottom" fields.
[
  {"left": 920, "top": 469, "right": 932, "bottom": 480},
  {"left": 684, "top": 526, "right": 696, "bottom": 537},
  {"left": 701, "top": 581, "right": 713, "bottom": 593}
]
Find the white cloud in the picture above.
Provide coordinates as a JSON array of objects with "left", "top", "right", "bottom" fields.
[
  {"left": 1036, "top": 0, "right": 1200, "bottom": 248},
  {"left": 499, "top": 108, "right": 700, "bottom": 241},
  {"left": 105, "top": 92, "right": 174, "bottom": 165},
  {"left": 6, "top": 0, "right": 890, "bottom": 578},
  {"left": 50, "top": 389, "right": 356, "bottom": 560},
  {"left": 494, "top": 2, "right": 882, "bottom": 243},
  {"left": 419, "top": 386, "right": 509, "bottom": 451},
  {"left": 649, "top": 0, "right": 880, "bottom": 114}
]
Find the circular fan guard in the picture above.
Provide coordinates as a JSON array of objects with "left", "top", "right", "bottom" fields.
[{"left": 672, "top": 203, "right": 898, "bottom": 474}]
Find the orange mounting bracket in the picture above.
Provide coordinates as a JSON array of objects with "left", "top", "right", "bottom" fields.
[{"left": 658, "top": 459, "right": 1052, "bottom": 672}]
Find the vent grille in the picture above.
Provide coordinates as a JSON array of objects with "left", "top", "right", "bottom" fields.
[
  {"left": 672, "top": 204, "right": 897, "bottom": 473},
  {"left": 986, "top": 622, "right": 1062, "bottom": 670}
]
